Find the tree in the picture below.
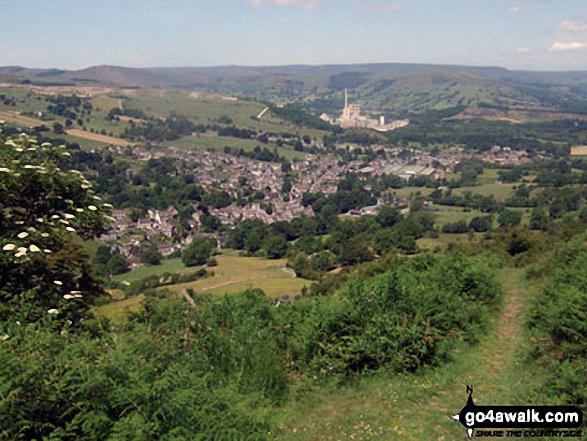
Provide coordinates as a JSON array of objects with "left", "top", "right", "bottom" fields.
[
  {"left": 0, "top": 131, "right": 110, "bottom": 324},
  {"left": 182, "top": 238, "right": 214, "bottom": 267},
  {"left": 376, "top": 206, "right": 399, "bottom": 228},
  {"left": 498, "top": 209, "right": 522, "bottom": 228},
  {"left": 140, "top": 244, "right": 163, "bottom": 265},
  {"left": 469, "top": 215, "right": 493, "bottom": 233},
  {"left": 263, "top": 235, "right": 288, "bottom": 259},
  {"left": 106, "top": 251, "right": 130, "bottom": 275},
  {"left": 52, "top": 122, "right": 64, "bottom": 134},
  {"left": 529, "top": 207, "right": 548, "bottom": 230}
]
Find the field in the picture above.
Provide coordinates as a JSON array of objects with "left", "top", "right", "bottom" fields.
[
  {"left": 166, "top": 252, "right": 310, "bottom": 299},
  {"left": 431, "top": 205, "right": 486, "bottom": 227},
  {"left": 171, "top": 133, "right": 306, "bottom": 160},
  {"left": 0, "top": 110, "right": 45, "bottom": 127},
  {"left": 66, "top": 128, "right": 133, "bottom": 146},
  {"left": 98, "top": 252, "right": 311, "bottom": 322},
  {"left": 571, "top": 146, "right": 587, "bottom": 156}
]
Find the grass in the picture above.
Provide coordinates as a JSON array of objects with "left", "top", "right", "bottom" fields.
[
  {"left": 433, "top": 205, "right": 487, "bottom": 227},
  {"left": 171, "top": 134, "right": 305, "bottom": 161},
  {"left": 571, "top": 146, "right": 587, "bottom": 156},
  {"left": 166, "top": 252, "right": 311, "bottom": 299},
  {"left": 93, "top": 294, "right": 145, "bottom": 322},
  {"left": 273, "top": 267, "right": 542, "bottom": 440},
  {"left": 0, "top": 110, "right": 45, "bottom": 127},
  {"left": 453, "top": 182, "right": 515, "bottom": 201},
  {"left": 98, "top": 252, "right": 311, "bottom": 322},
  {"left": 66, "top": 128, "right": 133, "bottom": 146},
  {"left": 113, "top": 258, "right": 198, "bottom": 284}
]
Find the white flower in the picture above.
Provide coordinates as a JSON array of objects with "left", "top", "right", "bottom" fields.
[
  {"left": 54, "top": 280, "right": 63, "bottom": 285},
  {"left": 103, "top": 203, "right": 114, "bottom": 208},
  {"left": 70, "top": 290, "right": 81, "bottom": 294},
  {"left": 0, "top": 167, "right": 9, "bottom": 172},
  {"left": 37, "top": 218, "right": 44, "bottom": 223},
  {"left": 29, "top": 244, "right": 41, "bottom": 252},
  {"left": 121, "top": 281, "right": 130, "bottom": 286},
  {"left": 41, "top": 142, "right": 51, "bottom": 147},
  {"left": 2, "top": 244, "right": 16, "bottom": 251},
  {"left": 14, "top": 251, "right": 26, "bottom": 258},
  {"left": 24, "top": 165, "right": 34, "bottom": 169},
  {"left": 62, "top": 152, "right": 71, "bottom": 157},
  {"left": 64, "top": 199, "right": 73, "bottom": 204},
  {"left": 15, "top": 148, "right": 23, "bottom": 152},
  {"left": 76, "top": 208, "right": 84, "bottom": 213},
  {"left": 81, "top": 184, "right": 91, "bottom": 189},
  {"left": 17, "top": 232, "right": 28, "bottom": 239},
  {"left": 51, "top": 215, "right": 60, "bottom": 219},
  {"left": 27, "top": 147, "right": 36, "bottom": 151},
  {"left": 74, "top": 294, "right": 83, "bottom": 298},
  {"left": 16, "top": 321, "right": 20, "bottom": 325},
  {"left": 88, "top": 205, "right": 97, "bottom": 211},
  {"left": 27, "top": 227, "right": 36, "bottom": 232},
  {"left": 1, "top": 335, "right": 8, "bottom": 341},
  {"left": 66, "top": 227, "right": 76, "bottom": 232},
  {"left": 59, "top": 219, "right": 70, "bottom": 224},
  {"left": 5, "top": 140, "right": 16, "bottom": 147},
  {"left": 15, "top": 221, "right": 24, "bottom": 225},
  {"left": 47, "top": 309, "right": 59, "bottom": 315},
  {"left": 63, "top": 294, "right": 74, "bottom": 300},
  {"left": 41, "top": 233, "right": 49, "bottom": 237},
  {"left": 64, "top": 214, "right": 75, "bottom": 219},
  {"left": 93, "top": 196, "right": 102, "bottom": 200},
  {"left": 44, "top": 249, "right": 52, "bottom": 253}
]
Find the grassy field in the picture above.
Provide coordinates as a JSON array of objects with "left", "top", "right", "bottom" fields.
[
  {"left": 97, "top": 252, "right": 311, "bottom": 322},
  {"left": 167, "top": 252, "right": 310, "bottom": 299},
  {"left": 66, "top": 128, "right": 133, "bottom": 146},
  {"left": 171, "top": 133, "right": 306, "bottom": 161},
  {"left": 571, "top": 146, "right": 587, "bottom": 156},
  {"left": 113, "top": 258, "right": 200, "bottom": 284},
  {"left": 273, "top": 267, "right": 543, "bottom": 440},
  {"left": 433, "top": 205, "right": 487, "bottom": 227},
  {"left": 453, "top": 182, "right": 515, "bottom": 201},
  {"left": 0, "top": 110, "right": 46, "bottom": 127}
]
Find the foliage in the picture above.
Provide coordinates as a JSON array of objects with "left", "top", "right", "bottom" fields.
[
  {"left": 0, "top": 130, "right": 110, "bottom": 324},
  {"left": 262, "top": 235, "right": 288, "bottom": 259},
  {"left": 527, "top": 235, "right": 587, "bottom": 410},
  {"left": 181, "top": 238, "right": 216, "bottom": 267},
  {"left": 287, "top": 253, "right": 502, "bottom": 376}
]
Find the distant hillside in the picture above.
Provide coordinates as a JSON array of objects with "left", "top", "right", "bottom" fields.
[{"left": 2, "top": 63, "right": 587, "bottom": 116}]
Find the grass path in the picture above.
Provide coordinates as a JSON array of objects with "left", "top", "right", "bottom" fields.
[{"left": 274, "top": 267, "right": 539, "bottom": 440}]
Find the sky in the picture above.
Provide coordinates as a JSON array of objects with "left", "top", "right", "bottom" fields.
[{"left": 1, "top": 0, "right": 587, "bottom": 71}]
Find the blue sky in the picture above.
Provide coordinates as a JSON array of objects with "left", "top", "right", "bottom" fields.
[{"left": 1, "top": 0, "right": 587, "bottom": 71}]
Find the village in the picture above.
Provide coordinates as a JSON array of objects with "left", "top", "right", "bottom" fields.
[{"left": 97, "top": 139, "right": 533, "bottom": 266}]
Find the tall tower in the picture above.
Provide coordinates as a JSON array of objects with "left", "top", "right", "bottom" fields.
[{"left": 343, "top": 88, "right": 350, "bottom": 120}]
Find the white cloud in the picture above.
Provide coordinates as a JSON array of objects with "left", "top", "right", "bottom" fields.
[
  {"left": 270, "top": 0, "right": 325, "bottom": 9},
  {"left": 559, "top": 20, "right": 587, "bottom": 33},
  {"left": 353, "top": 1, "right": 401, "bottom": 13},
  {"left": 548, "top": 42, "right": 587, "bottom": 52},
  {"left": 505, "top": 6, "right": 522, "bottom": 13},
  {"left": 516, "top": 47, "right": 531, "bottom": 53}
]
